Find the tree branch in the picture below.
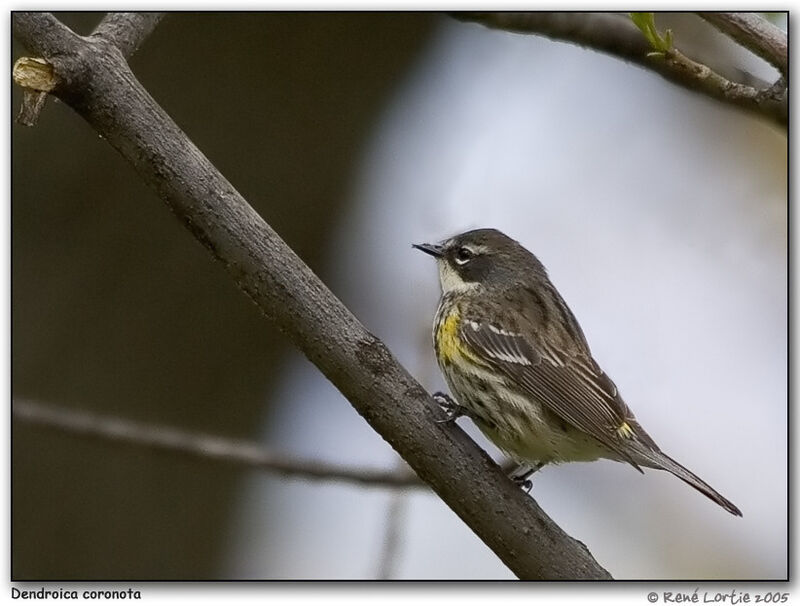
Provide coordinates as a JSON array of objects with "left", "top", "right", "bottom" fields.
[
  {"left": 697, "top": 12, "right": 787, "bottom": 78},
  {"left": 13, "top": 400, "right": 422, "bottom": 489},
  {"left": 90, "top": 12, "right": 164, "bottom": 58},
  {"left": 452, "top": 12, "right": 787, "bottom": 129},
  {"left": 12, "top": 11, "right": 164, "bottom": 126},
  {"left": 12, "top": 12, "right": 611, "bottom": 580}
]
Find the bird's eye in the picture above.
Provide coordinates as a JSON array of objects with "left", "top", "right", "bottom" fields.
[{"left": 454, "top": 247, "right": 474, "bottom": 265}]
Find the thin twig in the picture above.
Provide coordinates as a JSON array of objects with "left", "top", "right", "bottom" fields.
[
  {"left": 453, "top": 12, "right": 786, "bottom": 128},
  {"left": 14, "top": 400, "right": 423, "bottom": 489},
  {"left": 658, "top": 45, "right": 780, "bottom": 111},
  {"left": 697, "top": 12, "right": 787, "bottom": 78},
  {"left": 376, "top": 484, "right": 408, "bottom": 579},
  {"left": 375, "top": 458, "right": 410, "bottom": 579}
]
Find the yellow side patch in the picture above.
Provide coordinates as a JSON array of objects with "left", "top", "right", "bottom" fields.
[
  {"left": 616, "top": 421, "right": 634, "bottom": 439},
  {"left": 436, "top": 309, "right": 462, "bottom": 364},
  {"left": 436, "top": 309, "right": 488, "bottom": 367}
]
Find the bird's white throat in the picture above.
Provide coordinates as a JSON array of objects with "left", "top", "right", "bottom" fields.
[{"left": 437, "top": 259, "right": 480, "bottom": 294}]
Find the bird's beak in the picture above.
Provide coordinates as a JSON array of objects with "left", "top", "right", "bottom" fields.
[{"left": 412, "top": 242, "right": 445, "bottom": 258}]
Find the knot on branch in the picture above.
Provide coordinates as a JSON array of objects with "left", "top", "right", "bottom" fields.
[
  {"left": 13, "top": 56, "right": 57, "bottom": 92},
  {"left": 13, "top": 56, "right": 58, "bottom": 125}
]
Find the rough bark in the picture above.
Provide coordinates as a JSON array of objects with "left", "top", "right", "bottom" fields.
[{"left": 13, "top": 12, "right": 612, "bottom": 580}]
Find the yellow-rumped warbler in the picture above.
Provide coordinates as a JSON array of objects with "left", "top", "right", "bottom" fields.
[{"left": 414, "top": 228, "right": 741, "bottom": 516}]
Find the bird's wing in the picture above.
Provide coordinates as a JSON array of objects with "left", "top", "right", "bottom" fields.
[{"left": 459, "top": 318, "right": 647, "bottom": 469}]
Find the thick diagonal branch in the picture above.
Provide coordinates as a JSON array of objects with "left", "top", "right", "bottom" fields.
[
  {"left": 12, "top": 12, "right": 611, "bottom": 580},
  {"left": 453, "top": 12, "right": 786, "bottom": 128}
]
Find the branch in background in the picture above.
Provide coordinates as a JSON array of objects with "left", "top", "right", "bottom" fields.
[
  {"left": 14, "top": 400, "right": 422, "bottom": 489},
  {"left": 12, "top": 12, "right": 611, "bottom": 580},
  {"left": 376, "top": 477, "right": 408, "bottom": 579},
  {"left": 697, "top": 12, "right": 787, "bottom": 78},
  {"left": 452, "top": 12, "right": 787, "bottom": 129}
]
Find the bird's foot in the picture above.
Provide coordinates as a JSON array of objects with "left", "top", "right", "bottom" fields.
[
  {"left": 510, "top": 462, "right": 545, "bottom": 493},
  {"left": 432, "top": 391, "right": 468, "bottom": 424}
]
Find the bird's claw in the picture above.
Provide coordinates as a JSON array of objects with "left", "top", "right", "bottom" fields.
[
  {"left": 510, "top": 462, "right": 544, "bottom": 493},
  {"left": 432, "top": 391, "right": 467, "bottom": 423},
  {"left": 517, "top": 479, "right": 533, "bottom": 493}
]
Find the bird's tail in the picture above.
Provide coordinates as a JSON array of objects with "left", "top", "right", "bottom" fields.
[{"left": 635, "top": 447, "right": 742, "bottom": 517}]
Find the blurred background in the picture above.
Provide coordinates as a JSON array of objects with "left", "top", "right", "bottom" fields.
[{"left": 12, "top": 12, "right": 786, "bottom": 580}]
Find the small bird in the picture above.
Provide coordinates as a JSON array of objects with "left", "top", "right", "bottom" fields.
[{"left": 413, "top": 228, "right": 741, "bottom": 516}]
